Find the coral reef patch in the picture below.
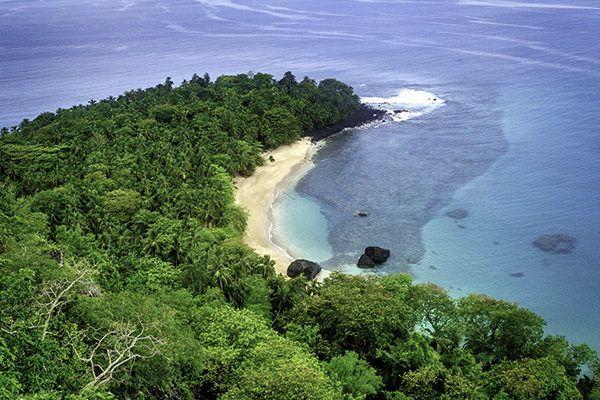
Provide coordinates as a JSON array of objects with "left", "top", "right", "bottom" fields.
[
  {"left": 446, "top": 209, "right": 468, "bottom": 220},
  {"left": 533, "top": 234, "right": 576, "bottom": 254}
]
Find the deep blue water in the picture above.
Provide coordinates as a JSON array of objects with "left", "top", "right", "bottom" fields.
[{"left": 1, "top": 0, "right": 599, "bottom": 350}]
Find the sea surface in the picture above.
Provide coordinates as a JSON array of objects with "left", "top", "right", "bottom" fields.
[{"left": 1, "top": 0, "right": 599, "bottom": 351}]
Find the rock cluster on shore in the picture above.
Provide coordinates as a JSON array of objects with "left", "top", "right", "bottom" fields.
[{"left": 287, "top": 259, "right": 321, "bottom": 280}]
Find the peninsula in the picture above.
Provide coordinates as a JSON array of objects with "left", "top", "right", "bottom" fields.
[{"left": 1, "top": 72, "right": 596, "bottom": 400}]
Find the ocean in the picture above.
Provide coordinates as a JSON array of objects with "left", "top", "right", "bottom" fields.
[{"left": 1, "top": 0, "right": 599, "bottom": 351}]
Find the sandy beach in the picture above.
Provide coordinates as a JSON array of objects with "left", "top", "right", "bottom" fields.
[{"left": 234, "top": 138, "right": 316, "bottom": 275}]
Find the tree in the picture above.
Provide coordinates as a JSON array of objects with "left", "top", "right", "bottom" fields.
[
  {"left": 533, "top": 335, "right": 600, "bottom": 380},
  {"left": 34, "top": 260, "right": 97, "bottom": 341},
  {"left": 398, "top": 365, "right": 441, "bottom": 400},
  {"left": 0, "top": 335, "right": 22, "bottom": 397},
  {"left": 222, "top": 338, "right": 342, "bottom": 400},
  {"left": 490, "top": 357, "right": 582, "bottom": 400},
  {"left": 412, "top": 282, "right": 460, "bottom": 353},
  {"left": 325, "top": 351, "right": 383, "bottom": 400},
  {"left": 286, "top": 272, "right": 414, "bottom": 360},
  {"left": 457, "top": 293, "right": 545, "bottom": 365},
  {"left": 71, "top": 319, "right": 165, "bottom": 390},
  {"left": 278, "top": 71, "right": 298, "bottom": 94}
]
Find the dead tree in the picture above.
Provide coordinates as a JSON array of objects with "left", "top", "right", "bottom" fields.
[
  {"left": 71, "top": 319, "right": 165, "bottom": 389},
  {"left": 34, "top": 260, "right": 97, "bottom": 341}
]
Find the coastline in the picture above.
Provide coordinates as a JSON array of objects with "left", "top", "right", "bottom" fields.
[
  {"left": 234, "top": 138, "right": 316, "bottom": 275},
  {"left": 234, "top": 104, "right": 385, "bottom": 276}
]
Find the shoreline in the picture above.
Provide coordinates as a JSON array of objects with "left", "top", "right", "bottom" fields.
[
  {"left": 234, "top": 104, "right": 385, "bottom": 276},
  {"left": 234, "top": 138, "right": 317, "bottom": 275}
]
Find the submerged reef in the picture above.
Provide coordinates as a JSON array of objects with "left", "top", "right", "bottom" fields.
[
  {"left": 446, "top": 209, "right": 469, "bottom": 220},
  {"left": 533, "top": 234, "right": 577, "bottom": 254}
]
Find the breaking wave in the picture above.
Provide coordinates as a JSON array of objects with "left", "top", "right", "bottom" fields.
[{"left": 362, "top": 89, "right": 445, "bottom": 122}]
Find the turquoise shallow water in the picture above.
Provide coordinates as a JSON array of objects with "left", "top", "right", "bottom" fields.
[
  {"left": 415, "top": 79, "right": 600, "bottom": 344},
  {"left": 271, "top": 181, "right": 334, "bottom": 264},
  {"left": 275, "top": 72, "right": 600, "bottom": 349},
  {"left": 1, "top": 0, "right": 599, "bottom": 351}
]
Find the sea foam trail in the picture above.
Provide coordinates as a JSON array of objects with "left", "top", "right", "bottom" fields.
[{"left": 362, "top": 89, "right": 445, "bottom": 122}]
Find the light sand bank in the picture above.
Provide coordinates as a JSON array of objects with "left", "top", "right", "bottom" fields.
[{"left": 234, "top": 138, "right": 316, "bottom": 275}]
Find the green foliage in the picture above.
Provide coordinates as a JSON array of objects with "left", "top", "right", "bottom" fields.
[
  {"left": 189, "top": 304, "right": 341, "bottom": 399},
  {"left": 490, "top": 357, "right": 583, "bottom": 399},
  {"left": 242, "top": 274, "right": 274, "bottom": 320},
  {"left": 102, "top": 188, "right": 141, "bottom": 221},
  {"left": 286, "top": 272, "right": 415, "bottom": 360},
  {"left": 412, "top": 282, "right": 460, "bottom": 352},
  {"left": 1, "top": 71, "right": 597, "bottom": 399},
  {"left": 325, "top": 351, "right": 383, "bottom": 400},
  {"left": 0, "top": 335, "right": 22, "bottom": 397},
  {"left": 222, "top": 338, "right": 342, "bottom": 400},
  {"left": 458, "top": 293, "right": 546, "bottom": 365}
]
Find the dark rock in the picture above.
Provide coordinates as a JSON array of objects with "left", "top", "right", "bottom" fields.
[
  {"left": 287, "top": 259, "right": 321, "bottom": 280},
  {"left": 365, "top": 246, "right": 390, "bottom": 264},
  {"left": 302, "top": 104, "right": 386, "bottom": 142},
  {"left": 356, "top": 211, "right": 368, "bottom": 217},
  {"left": 446, "top": 209, "right": 468, "bottom": 220},
  {"left": 357, "top": 254, "right": 375, "bottom": 268},
  {"left": 533, "top": 234, "right": 577, "bottom": 254},
  {"left": 394, "top": 109, "right": 410, "bottom": 114}
]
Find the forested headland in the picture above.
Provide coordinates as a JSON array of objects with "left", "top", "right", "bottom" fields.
[{"left": 0, "top": 71, "right": 598, "bottom": 400}]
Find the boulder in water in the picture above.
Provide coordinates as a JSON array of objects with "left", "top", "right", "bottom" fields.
[
  {"left": 357, "top": 254, "right": 376, "bottom": 268},
  {"left": 365, "top": 246, "right": 391, "bottom": 264}
]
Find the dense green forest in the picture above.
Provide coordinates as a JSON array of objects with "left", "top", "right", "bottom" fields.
[{"left": 0, "top": 71, "right": 598, "bottom": 400}]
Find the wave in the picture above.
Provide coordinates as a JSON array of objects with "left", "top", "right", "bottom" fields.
[
  {"left": 441, "top": 46, "right": 600, "bottom": 77},
  {"left": 458, "top": 0, "right": 600, "bottom": 11},
  {"left": 118, "top": 1, "right": 135, "bottom": 12},
  {"left": 195, "top": 0, "right": 311, "bottom": 20},
  {"left": 467, "top": 19, "right": 544, "bottom": 31},
  {"left": 362, "top": 89, "right": 445, "bottom": 122}
]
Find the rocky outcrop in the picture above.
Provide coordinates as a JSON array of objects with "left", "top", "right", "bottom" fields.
[
  {"left": 365, "top": 246, "right": 391, "bottom": 264},
  {"left": 357, "top": 254, "right": 376, "bottom": 268},
  {"left": 287, "top": 259, "right": 321, "bottom": 280},
  {"left": 302, "top": 104, "right": 386, "bottom": 142},
  {"left": 533, "top": 234, "right": 576, "bottom": 254}
]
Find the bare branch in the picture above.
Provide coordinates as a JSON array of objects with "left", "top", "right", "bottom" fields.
[
  {"left": 71, "top": 319, "right": 165, "bottom": 390},
  {"left": 34, "top": 259, "right": 97, "bottom": 340}
]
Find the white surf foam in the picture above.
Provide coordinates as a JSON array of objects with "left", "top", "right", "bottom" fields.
[{"left": 362, "top": 89, "right": 445, "bottom": 122}]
